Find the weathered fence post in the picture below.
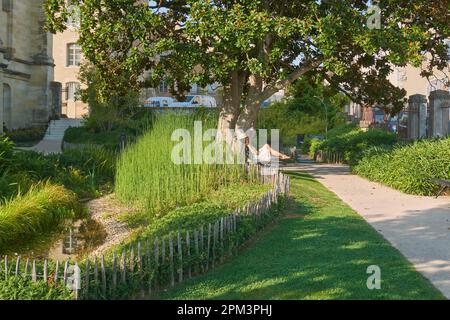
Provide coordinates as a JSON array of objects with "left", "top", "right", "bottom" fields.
[
  {"left": 73, "top": 262, "right": 80, "bottom": 300},
  {"left": 206, "top": 223, "right": 211, "bottom": 271},
  {"left": 194, "top": 229, "right": 200, "bottom": 275},
  {"left": 4, "top": 256, "right": 8, "bottom": 280},
  {"left": 31, "top": 260, "right": 37, "bottom": 282},
  {"left": 154, "top": 237, "right": 160, "bottom": 290},
  {"left": 101, "top": 255, "right": 107, "bottom": 296},
  {"left": 54, "top": 260, "right": 59, "bottom": 286},
  {"left": 169, "top": 234, "right": 175, "bottom": 287},
  {"left": 63, "top": 261, "right": 69, "bottom": 286},
  {"left": 112, "top": 253, "right": 117, "bottom": 294},
  {"left": 200, "top": 225, "right": 205, "bottom": 273},
  {"left": 177, "top": 231, "right": 183, "bottom": 283},
  {"left": 120, "top": 250, "right": 126, "bottom": 284},
  {"left": 84, "top": 259, "right": 89, "bottom": 297},
  {"left": 186, "top": 231, "right": 192, "bottom": 279},
  {"left": 146, "top": 239, "right": 152, "bottom": 294},
  {"left": 130, "top": 246, "right": 135, "bottom": 273},
  {"left": 24, "top": 258, "right": 30, "bottom": 278},
  {"left": 15, "top": 256, "right": 20, "bottom": 276},
  {"left": 44, "top": 259, "right": 48, "bottom": 284},
  {"left": 220, "top": 217, "right": 224, "bottom": 263}
]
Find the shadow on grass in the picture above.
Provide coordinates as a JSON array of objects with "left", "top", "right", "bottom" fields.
[{"left": 153, "top": 172, "right": 444, "bottom": 300}]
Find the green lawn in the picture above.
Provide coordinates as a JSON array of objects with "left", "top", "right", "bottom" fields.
[{"left": 153, "top": 172, "right": 444, "bottom": 300}]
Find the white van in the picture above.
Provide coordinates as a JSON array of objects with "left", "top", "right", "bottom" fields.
[
  {"left": 170, "top": 95, "right": 217, "bottom": 108},
  {"left": 144, "top": 97, "right": 176, "bottom": 108}
]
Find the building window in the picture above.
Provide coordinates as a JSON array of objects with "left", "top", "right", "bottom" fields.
[
  {"left": 66, "top": 82, "right": 80, "bottom": 101},
  {"left": 2, "top": 0, "right": 12, "bottom": 12},
  {"left": 67, "top": 43, "right": 82, "bottom": 67},
  {"left": 159, "top": 80, "right": 168, "bottom": 93}
]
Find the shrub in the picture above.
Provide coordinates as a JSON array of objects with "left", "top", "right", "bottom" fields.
[
  {"left": 1, "top": 148, "right": 116, "bottom": 201},
  {"left": 58, "top": 147, "right": 116, "bottom": 181},
  {"left": 311, "top": 124, "right": 397, "bottom": 165},
  {"left": 116, "top": 113, "right": 253, "bottom": 217},
  {"left": 308, "top": 138, "right": 323, "bottom": 158},
  {"left": 5, "top": 126, "right": 47, "bottom": 143},
  {"left": 0, "top": 183, "right": 81, "bottom": 251},
  {"left": 354, "top": 138, "right": 450, "bottom": 196}
]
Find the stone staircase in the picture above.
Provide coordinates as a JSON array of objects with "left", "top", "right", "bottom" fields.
[{"left": 44, "top": 119, "right": 84, "bottom": 141}]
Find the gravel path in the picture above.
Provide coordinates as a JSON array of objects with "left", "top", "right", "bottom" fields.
[
  {"left": 86, "top": 194, "right": 136, "bottom": 256},
  {"left": 284, "top": 163, "right": 450, "bottom": 299}
]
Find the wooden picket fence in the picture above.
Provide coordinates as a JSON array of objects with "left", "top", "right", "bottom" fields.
[
  {"left": 0, "top": 172, "right": 290, "bottom": 300},
  {"left": 315, "top": 150, "right": 345, "bottom": 164}
]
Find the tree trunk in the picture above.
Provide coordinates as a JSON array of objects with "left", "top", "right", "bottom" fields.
[
  {"left": 217, "top": 71, "right": 243, "bottom": 144},
  {"left": 235, "top": 74, "right": 263, "bottom": 139}
]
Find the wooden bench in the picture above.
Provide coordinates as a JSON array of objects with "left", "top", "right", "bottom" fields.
[{"left": 431, "top": 179, "right": 450, "bottom": 198}]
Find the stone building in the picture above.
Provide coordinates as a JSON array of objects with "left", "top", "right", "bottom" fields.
[
  {"left": 53, "top": 4, "right": 88, "bottom": 119},
  {"left": 0, "top": 0, "right": 57, "bottom": 133}
]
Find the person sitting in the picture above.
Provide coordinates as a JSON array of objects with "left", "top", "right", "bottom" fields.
[{"left": 244, "top": 137, "right": 290, "bottom": 167}]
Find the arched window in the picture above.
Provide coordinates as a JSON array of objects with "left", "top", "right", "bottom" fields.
[
  {"left": 66, "top": 82, "right": 80, "bottom": 101},
  {"left": 67, "top": 43, "right": 82, "bottom": 67}
]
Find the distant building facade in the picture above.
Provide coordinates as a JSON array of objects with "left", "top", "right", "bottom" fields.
[
  {"left": 0, "top": 0, "right": 57, "bottom": 133},
  {"left": 53, "top": 4, "right": 88, "bottom": 119},
  {"left": 345, "top": 43, "right": 450, "bottom": 132}
]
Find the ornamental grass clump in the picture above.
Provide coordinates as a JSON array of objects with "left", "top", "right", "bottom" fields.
[
  {"left": 115, "top": 113, "right": 253, "bottom": 217},
  {"left": 354, "top": 138, "right": 450, "bottom": 196},
  {"left": 0, "top": 183, "right": 80, "bottom": 250}
]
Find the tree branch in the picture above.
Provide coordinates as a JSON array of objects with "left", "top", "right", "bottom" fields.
[{"left": 259, "top": 59, "right": 323, "bottom": 102}]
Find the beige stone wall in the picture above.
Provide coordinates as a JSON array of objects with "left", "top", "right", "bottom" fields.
[
  {"left": 387, "top": 64, "right": 449, "bottom": 98},
  {"left": 0, "top": 0, "right": 54, "bottom": 133},
  {"left": 53, "top": 28, "right": 88, "bottom": 119}
]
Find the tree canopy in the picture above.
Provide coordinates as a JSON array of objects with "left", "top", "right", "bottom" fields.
[{"left": 45, "top": 0, "right": 450, "bottom": 137}]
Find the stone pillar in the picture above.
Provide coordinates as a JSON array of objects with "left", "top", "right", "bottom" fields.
[
  {"left": 428, "top": 90, "right": 450, "bottom": 138},
  {"left": 407, "top": 94, "right": 427, "bottom": 140}
]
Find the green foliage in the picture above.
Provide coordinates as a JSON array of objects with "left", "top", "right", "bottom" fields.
[
  {"left": 258, "top": 102, "right": 327, "bottom": 146},
  {"left": 4, "top": 126, "right": 47, "bottom": 143},
  {"left": 0, "top": 183, "right": 80, "bottom": 251},
  {"left": 0, "top": 136, "right": 14, "bottom": 174},
  {"left": 64, "top": 111, "right": 154, "bottom": 152},
  {"left": 311, "top": 125, "right": 397, "bottom": 165},
  {"left": 84, "top": 186, "right": 285, "bottom": 300},
  {"left": 116, "top": 113, "right": 254, "bottom": 217},
  {"left": 308, "top": 138, "right": 323, "bottom": 159},
  {"left": 45, "top": 0, "right": 449, "bottom": 122},
  {"left": 155, "top": 173, "right": 443, "bottom": 300},
  {"left": 0, "top": 277, "right": 73, "bottom": 300},
  {"left": 257, "top": 76, "right": 349, "bottom": 147},
  {"left": 0, "top": 146, "right": 115, "bottom": 202},
  {"left": 141, "top": 183, "right": 271, "bottom": 236},
  {"left": 354, "top": 138, "right": 450, "bottom": 196}
]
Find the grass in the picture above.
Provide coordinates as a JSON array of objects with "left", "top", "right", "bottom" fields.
[
  {"left": 153, "top": 172, "right": 444, "bottom": 300},
  {"left": 0, "top": 183, "right": 82, "bottom": 252},
  {"left": 116, "top": 113, "right": 256, "bottom": 218},
  {"left": 0, "top": 277, "right": 73, "bottom": 300}
]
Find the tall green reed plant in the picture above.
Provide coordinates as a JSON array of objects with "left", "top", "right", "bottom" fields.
[{"left": 115, "top": 113, "right": 254, "bottom": 217}]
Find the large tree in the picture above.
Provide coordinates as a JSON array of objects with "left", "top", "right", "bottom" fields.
[{"left": 45, "top": 0, "right": 449, "bottom": 141}]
